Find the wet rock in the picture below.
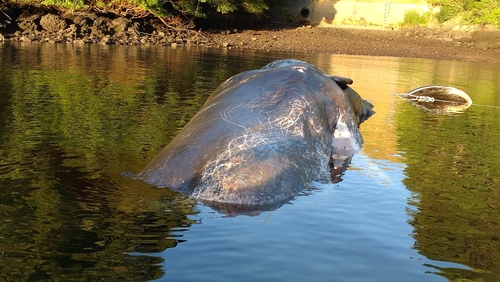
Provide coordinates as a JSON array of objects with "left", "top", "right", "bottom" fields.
[
  {"left": 111, "top": 17, "right": 131, "bottom": 33},
  {"left": 40, "top": 14, "right": 67, "bottom": 32},
  {"left": 19, "top": 35, "right": 31, "bottom": 42},
  {"left": 100, "top": 35, "right": 114, "bottom": 45}
]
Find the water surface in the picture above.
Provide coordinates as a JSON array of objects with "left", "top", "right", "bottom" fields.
[{"left": 1, "top": 42, "right": 500, "bottom": 281}]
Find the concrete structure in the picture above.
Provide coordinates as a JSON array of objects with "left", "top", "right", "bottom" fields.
[{"left": 280, "top": 0, "right": 438, "bottom": 27}]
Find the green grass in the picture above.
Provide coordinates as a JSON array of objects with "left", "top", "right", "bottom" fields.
[{"left": 401, "top": 10, "right": 431, "bottom": 26}]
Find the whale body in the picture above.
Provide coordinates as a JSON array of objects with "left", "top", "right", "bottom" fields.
[{"left": 138, "top": 59, "right": 374, "bottom": 210}]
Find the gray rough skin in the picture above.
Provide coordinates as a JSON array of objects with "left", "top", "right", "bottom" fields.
[{"left": 138, "top": 59, "right": 374, "bottom": 210}]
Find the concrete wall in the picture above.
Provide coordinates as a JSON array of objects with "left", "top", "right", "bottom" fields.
[{"left": 280, "top": 0, "right": 438, "bottom": 27}]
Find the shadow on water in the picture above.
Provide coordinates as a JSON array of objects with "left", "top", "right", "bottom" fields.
[{"left": 2, "top": 42, "right": 500, "bottom": 281}]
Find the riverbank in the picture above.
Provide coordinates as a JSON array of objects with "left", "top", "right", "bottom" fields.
[
  {"left": 207, "top": 25, "right": 500, "bottom": 63},
  {"left": 1, "top": 7, "right": 499, "bottom": 63}
]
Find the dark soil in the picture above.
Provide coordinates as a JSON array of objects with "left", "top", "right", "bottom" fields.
[
  {"left": 207, "top": 25, "right": 500, "bottom": 63},
  {"left": 1, "top": 5, "right": 499, "bottom": 63}
]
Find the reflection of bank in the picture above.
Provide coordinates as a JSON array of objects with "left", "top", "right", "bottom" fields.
[
  {"left": 0, "top": 43, "right": 205, "bottom": 282},
  {"left": 275, "top": 0, "right": 438, "bottom": 27},
  {"left": 312, "top": 54, "right": 500, "bottom": 277},
  {"left": 395, "top": 100, "right": 500, "bottom": 277},
  {"left": 391, "top": 61, "right": 500, "bottom": 277}
]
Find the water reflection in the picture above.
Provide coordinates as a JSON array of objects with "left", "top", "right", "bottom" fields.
[
  {"left": 0, "top": 43, "right": 206, "bottom": 280},
  {"left": 315, "top": 55, "right": 500, "bottom": 278},
  {"left": 1, "top": 42, "right": 500, "bottom": 281},
  {"left": 396, "top": 97, "right": 500, "bottom": 277}
]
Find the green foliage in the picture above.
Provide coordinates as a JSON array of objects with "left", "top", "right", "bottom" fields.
[
  {"left": 468, "top": 0, "right": 500, "bottom": 26},
  {"left": 39, "top": 0, "right": 86, "bottom": 9},
  {"left": 131, "top": 0, "right": 171, "bottom": 17},
  {"left": 435, "top": 4, "right": 461, "bottom": 22},
  {"left": 175, "top": 0, "right": 269, "bottom": 16},
  {"left": 4, "top": 0, "right": 281, "bottom": 22},
  {"left": 429, "top": 0, "right": 500, "bottom": 27},
  {"left": 168, "top": 0, "right": 205, "bottom": 17},
  {"left": 203, "top": 0, "right": 238, "bottom": 13},
  {"left": 242, "top": 0, "right": 269, "bottom": 13},
  {"left": 402, "top": 10, "right": 429, "bottom": 26}
]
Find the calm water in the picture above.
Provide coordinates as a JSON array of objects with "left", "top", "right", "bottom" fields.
[{"left": 1, "top": 42, "right": 500, "bottom": 281}]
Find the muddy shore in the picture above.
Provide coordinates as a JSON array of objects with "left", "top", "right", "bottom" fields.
[
  {"left": 209, "top": 25, "right": 500, "bottom": 63},
  {"left": 1, "top": 7, "right": 499, "bottom": 63}
]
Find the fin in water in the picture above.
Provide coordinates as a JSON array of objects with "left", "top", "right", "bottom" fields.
[{"left": 397, "top": 85, "right": 472, "bottom": 113}]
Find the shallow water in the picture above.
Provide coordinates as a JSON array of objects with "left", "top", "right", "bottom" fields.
[{"left": 1, "top": 42, "right": 500, "bottom": 281}]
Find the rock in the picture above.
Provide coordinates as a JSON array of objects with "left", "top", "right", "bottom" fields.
[
  {"left": 72, "top": 15, "right": 87, "bottom": 26},
  {"left": 69, "top": 12, "right": 97, "bottom": 26},
  {"left": 127, "top": 26, "right": 140, "bottom": 38},
  {"left": 20, "top": 36, "right": 31, "bottom": 42},
  {"left": 112, "top": 17, "right": 131, "bottom": 33},
  {"left": 93, "top": 16, "right": 111, "bottom": 35},
  {"left": 17, "top": 12, "right": 41, "bottom": 23},
  {"left": 40, "top": 14, "right": 67, "bottom": 32},
  {"left": 64, "top": 24, "right": 78, "bottom": 35},
  {"left": 18, "top": 20, "right": 37, "bottom": 31},
  {"left": 100, "top": 36, "right": 114, "bottom": 45}
]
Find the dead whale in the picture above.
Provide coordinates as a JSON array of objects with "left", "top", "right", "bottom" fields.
[{"left": 138, "top": 59, "right": 375, "bottom": 211}]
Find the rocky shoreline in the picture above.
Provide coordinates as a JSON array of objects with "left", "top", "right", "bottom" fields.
[
  {"left": 0, "top": 9, "right": 212, "bottom": 46},
  {"left": 1, "top": 6, "right": 500, "bottom": 63}
]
